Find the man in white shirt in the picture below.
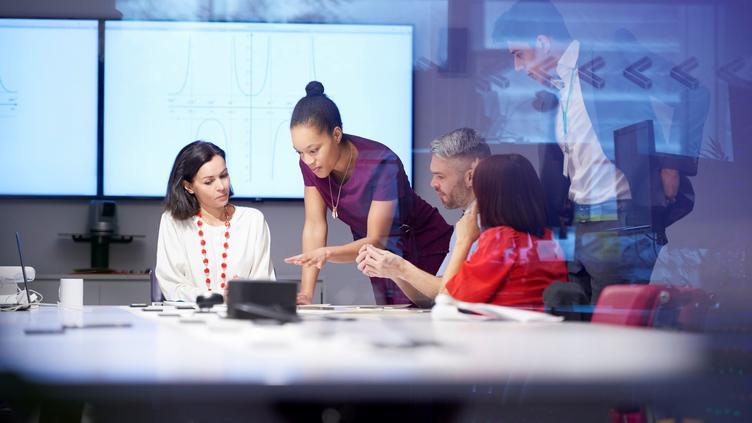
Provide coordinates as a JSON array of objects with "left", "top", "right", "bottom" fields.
[
  {"left": 493, "top": 0, "right": 704, "bottom": 303},
  {"left": 355, "top": 128, "right": 490, "bottom": 307}
]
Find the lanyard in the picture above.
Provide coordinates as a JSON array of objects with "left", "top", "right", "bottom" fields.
[
  {"left": 560, "top": 67, "right": 577, "bottom": 138},
  {"left": 560, "top": 67, "right": 577, "bottom": 178}
]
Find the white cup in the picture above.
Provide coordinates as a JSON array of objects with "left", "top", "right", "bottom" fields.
[
  {"left": 59, "top": 308, "right": 84, "bottom": 327},
  {"left": 58, "top": 278, "right": 84, "bottom": 309}
]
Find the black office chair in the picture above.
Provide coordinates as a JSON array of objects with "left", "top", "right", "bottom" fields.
[
  {"left": 149, "top": 270, "right": 164, "bottom": 303},
  {"left": 543, "top": 281, "right": 592, "bottom": 321}
]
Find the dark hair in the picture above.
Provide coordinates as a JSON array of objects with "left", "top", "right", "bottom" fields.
[
  {"left": 492, "top": 0, "right": 572, "bottom": 45},
  {"left": 473, "top": 154, "right": 548, "bottom": 238},
  {"left": 164, "top": 140, "right": 232, "bottom": 220},
  {"left": 289, "top": 81, "right": 343, "bottom": 134}
]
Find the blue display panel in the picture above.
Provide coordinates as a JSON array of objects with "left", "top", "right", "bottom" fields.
[
  {"left": 0, "top": 19, "right": 99, "bottom": 196},
  {"left": 104, "top": 21, "right": 413, "bottom": 198}
]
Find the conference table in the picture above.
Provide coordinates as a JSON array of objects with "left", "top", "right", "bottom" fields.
[{"left": 0, "top": 304, "right": 711, "bottom": 421}]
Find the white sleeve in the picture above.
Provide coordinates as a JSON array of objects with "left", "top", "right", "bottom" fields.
[
  {"left": 437, "top": 230, "right": 456, "bottom": 276},
  {"left": 155, "top": 213, "right": 206, "bottom": 301},
  {"left": 247, "top": 211, "right": 276, "bottom": 281},
  {"left": 436, "top": 230, "right": 478, "bottom": 277}
]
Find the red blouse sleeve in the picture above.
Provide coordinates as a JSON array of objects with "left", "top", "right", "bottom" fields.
[{"left": 444, "top": 228, "right": 516, "bottom": 304}]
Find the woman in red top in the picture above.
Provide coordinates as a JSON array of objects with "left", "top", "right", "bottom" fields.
[{"left": 442, "top": 154, "right": 567, "bottom": 308}]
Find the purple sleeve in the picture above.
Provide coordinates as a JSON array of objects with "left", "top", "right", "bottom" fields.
[
  {"left": 372, "top": 153, "right": 401, "bottom": 202},
  {"left": 299, "top": 160, "right": 315, "bottom": 187}
]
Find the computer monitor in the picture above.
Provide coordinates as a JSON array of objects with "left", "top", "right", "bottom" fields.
[{"left": 614, "top": 120, "right": 665, "bottom": 219}]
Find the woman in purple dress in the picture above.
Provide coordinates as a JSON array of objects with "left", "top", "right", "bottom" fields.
[{"left": 285, "top": 81, "right": 452, "bottom": 305}]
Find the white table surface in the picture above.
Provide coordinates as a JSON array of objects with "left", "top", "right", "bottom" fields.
[{"left": 0, "top": 305, "right": 707, "bottom": 402}]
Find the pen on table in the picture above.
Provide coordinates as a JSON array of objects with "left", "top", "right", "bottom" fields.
[{"left": 25, "top": 322, "right": 133, "bottom": 335}]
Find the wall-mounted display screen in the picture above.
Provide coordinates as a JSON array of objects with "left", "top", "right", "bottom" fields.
[
  {"left": 0, "top": 19, "right": 99, "bottom": 196},
  {"left": 104, "top": 21, "right": 413, "bottom": 198}
]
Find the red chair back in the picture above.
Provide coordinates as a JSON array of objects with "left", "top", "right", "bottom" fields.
[
  {"left": 593, "top": 284, "right": 713, "bottom": 331},
  {"left": 596, "top": 284, "right": 714, "bottom": 423},
  {"left": 592, "top": 284, "right": 668, "bottom": 327}
]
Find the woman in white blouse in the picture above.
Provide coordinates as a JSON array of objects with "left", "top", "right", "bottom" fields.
[{"left": 156, "top": 141, "right": 275, "bottom": 301}]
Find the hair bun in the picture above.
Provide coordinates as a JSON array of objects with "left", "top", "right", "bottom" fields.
[{"left": 305, "top": 81, "right": 325, "bottom": 97}]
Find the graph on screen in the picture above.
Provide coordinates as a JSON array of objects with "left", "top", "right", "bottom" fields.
[
  {"left": 0, "top": 19, "right": 99, "bottom": 196},
  {"left": 104, "top": 21, "right": 413, "bottom": 198},
  {"left": 0, "top": 75, "right": 18, "bottom": 118}
]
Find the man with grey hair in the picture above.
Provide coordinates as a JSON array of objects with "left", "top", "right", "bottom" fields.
[
  {"left": 356, "top": 128, "right": 491, "bottom": 307},
  {"left": 428, "top": 127, "right": 492, "bottom": 210}
]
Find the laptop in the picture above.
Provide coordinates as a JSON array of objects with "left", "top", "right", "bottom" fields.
[
  {"left": 14, "top": 232, "right": 32, "bottom": 310},
  {"left": 226, "top": 279, "right": 298, "bottom": 322}
]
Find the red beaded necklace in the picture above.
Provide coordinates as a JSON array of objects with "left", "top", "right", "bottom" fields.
[{"left": 196, "top": 210, "right": 231, "bottom": 291}]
